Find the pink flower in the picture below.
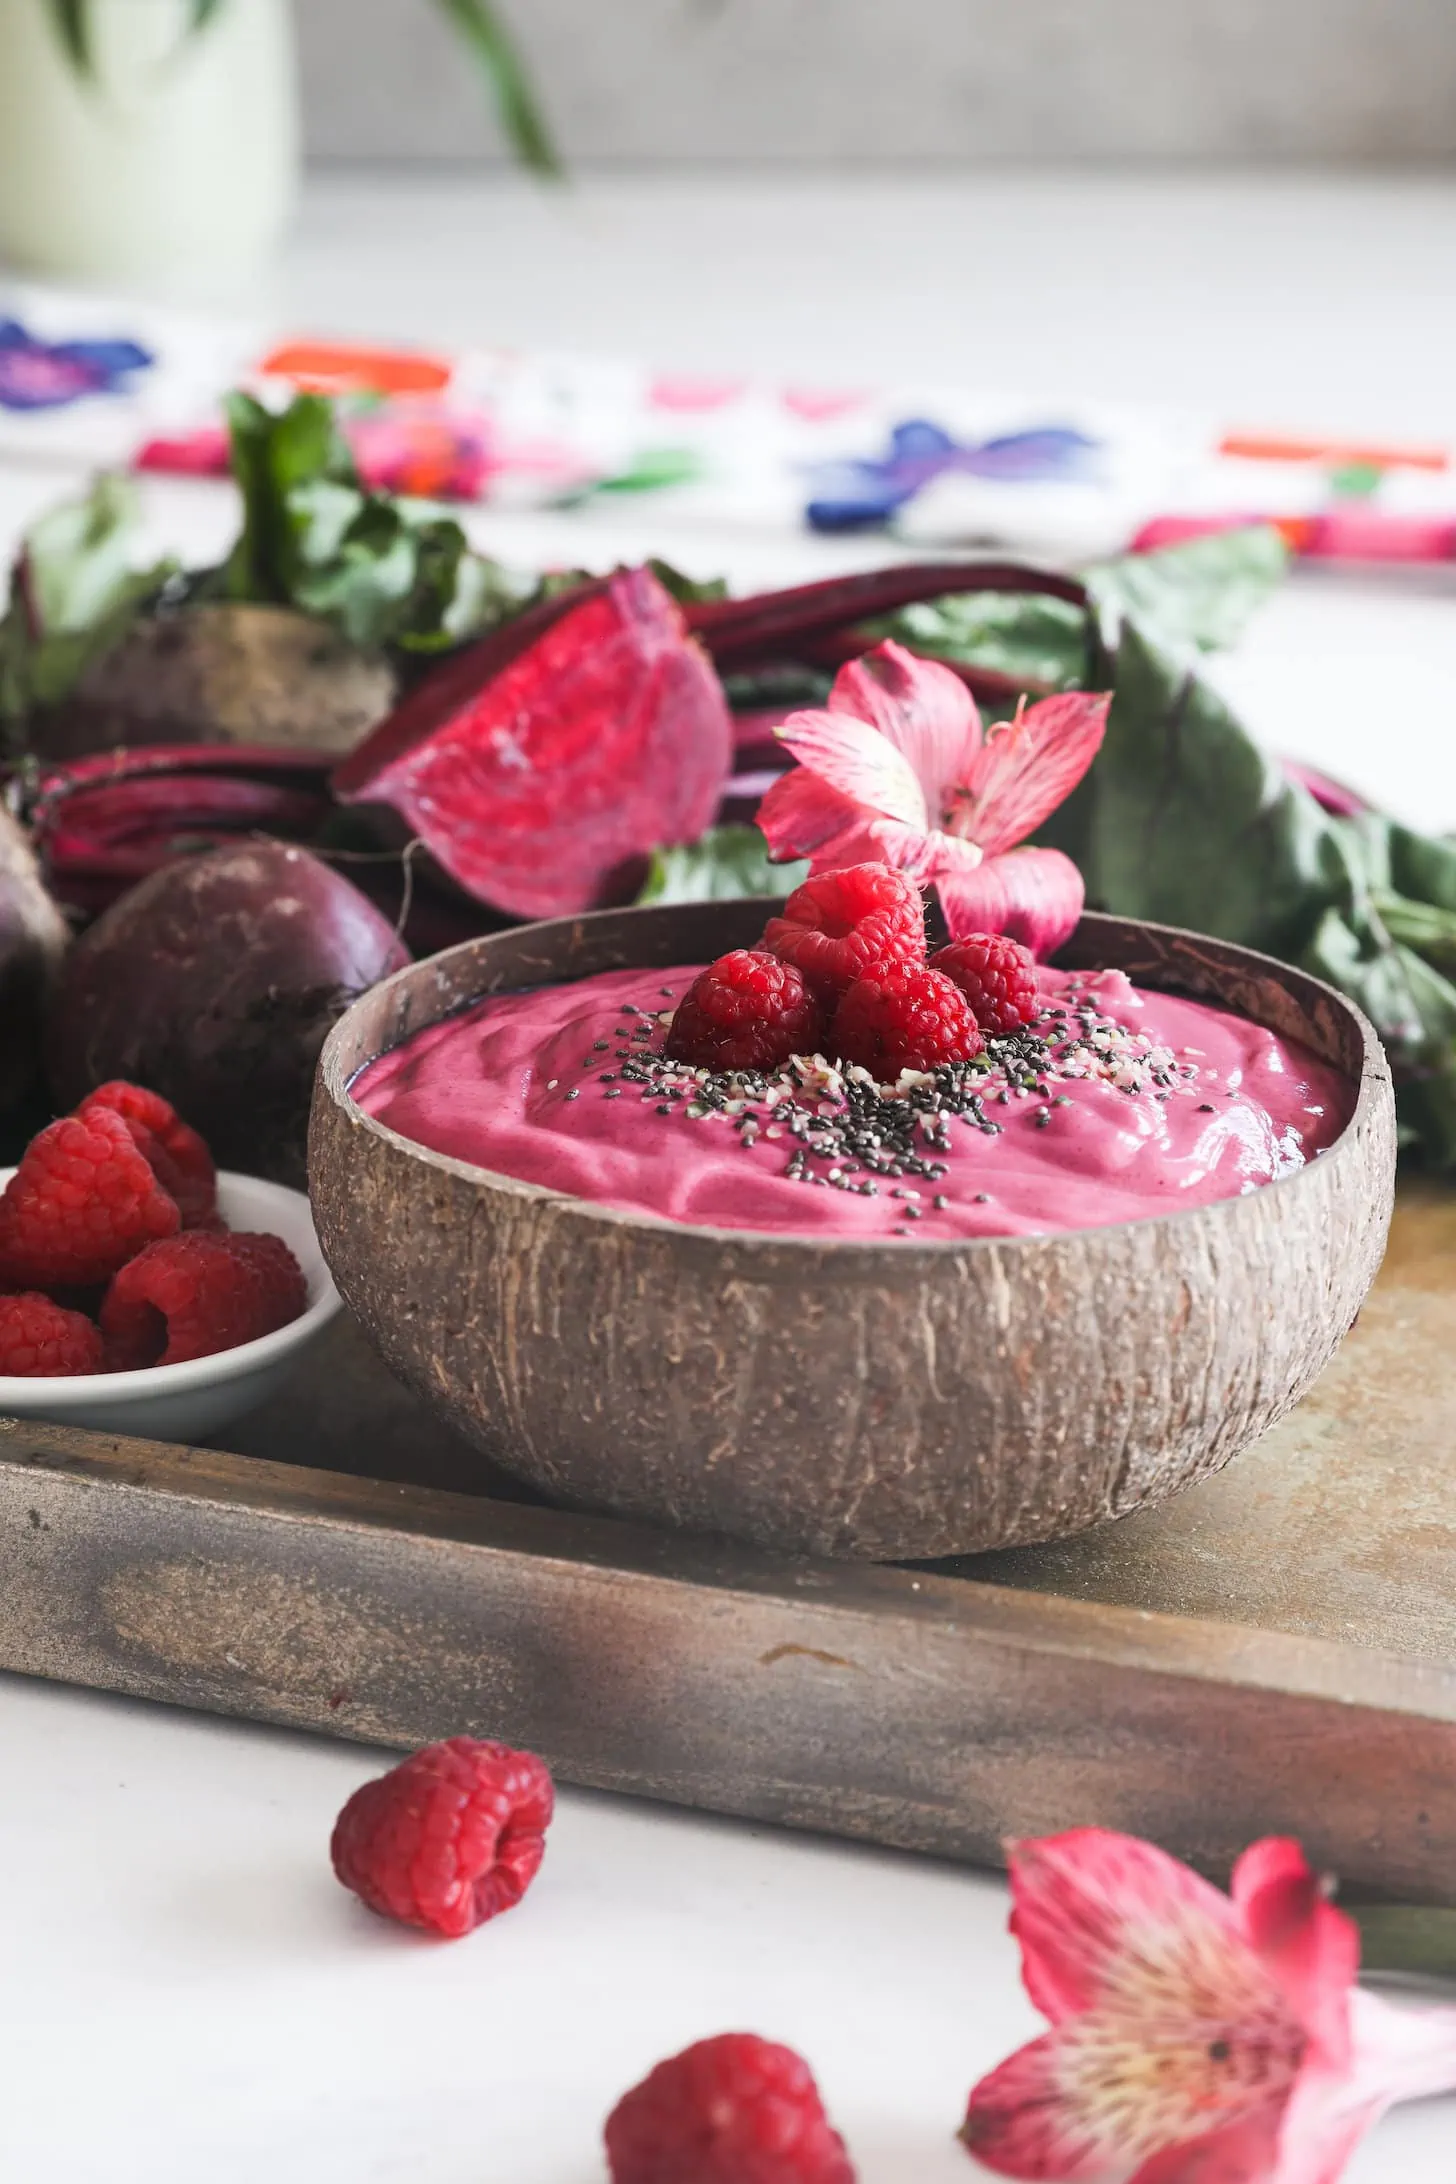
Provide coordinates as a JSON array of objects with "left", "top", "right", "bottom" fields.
[
  {"left": 755, "top": 641, "right": 1110, "bottom": 957},
  {"left": 961, "top": 1828, "right": 1456, "bottom": 2184}
]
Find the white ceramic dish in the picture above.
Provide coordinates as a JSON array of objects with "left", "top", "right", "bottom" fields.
[{"left": 0, "top": 1170, "right": 341, "bottom": 1443}]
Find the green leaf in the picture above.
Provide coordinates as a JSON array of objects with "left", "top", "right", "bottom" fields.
[
  {"left": 223, "top": 391, "right": 358, "bottom": 605},
  {"left": 1051, "top": 618, "right": 1335, "bottom": 956},
  {"left": 431, "top": 0, "right": 562, "bottom": 178},
  {"left": 1045, "top": 615, "right": 1456, "bottom": 1168},
  {"left": 1350, "top": 1903, "right": 1456, "bottom": 1983},
  {"left": 868, "top": 591, "right": 1091, "bottom": 692},
  {"left": 0, "top": 476, "right": 176, "bottom": 739},
  {"left": 1372, "top": 892, "right": 1456, "bottom": 982},
  {"left": 1088, "top": 526, "right": 1289, "bottom": 655},
  {"left": 219, "top": 392, "right": 537, "bottom": 653},
  {"left": 644, "top": 559, "right": 730, "bottom": 607},
  {"left": 638, "top": 827, "right": 806, "bottom": 906},
  {"left": 44, "top": 0, "right": 93, "bottom": 77},
  {"left": 188, "top": 0, "right": 228, "bottom": 30}
]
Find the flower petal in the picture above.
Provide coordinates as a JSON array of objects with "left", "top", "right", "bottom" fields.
[
  {"left": 937, "top": 847, "right": 1086, "bottom": 959},
  {"left": 756, "top": 764, "right": 871, "bottom": 863},
  {"left": 757, "top": 771, "right": 981, "bottom": 881},
  {"left": 1231, "top": 1841, "right": 1358, "bottom": 2071},
  {"left": 1004, "top": 1831, "right": 1275, "bottom": 2028},
  {"left": 775, "top": 703, "right": 929, "bottom": 830},
  {"left": 828, "top": 640, "right": 983, "bottom": 814},
  {"left": 963, "top": 2022, "right": 1296, "bottom": 2184},
  {"left": 1129, "top": 2105, "right": 1286, "bottom": 2184},
  {"left": 960, "top": 2031, "right": 1120, "bottom": 2181},
  {"left": 949, "top": 691, "right": 1110, "bottom": 857}
]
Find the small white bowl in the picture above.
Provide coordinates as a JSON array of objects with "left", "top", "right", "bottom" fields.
[{"left": 0, "top": 1170, "right": 341, "bottom": 1443}]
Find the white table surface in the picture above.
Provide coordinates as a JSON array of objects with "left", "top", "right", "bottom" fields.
[{"left": 2, "top": 173, "right": 1456, "bottom": 2179}]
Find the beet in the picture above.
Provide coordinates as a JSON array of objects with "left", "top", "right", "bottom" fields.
[
  {"left": 29, "top": 604, "right": 397, "bottom": 763},
  {"left": 0, "top": 808, "right": 69, "bottom": 1116},
  {"left": 45, "top": 842, "right": 410, "bottom": 1185},
  {"left": 334, "top": 567, "right": 733, "bottom": 920}
]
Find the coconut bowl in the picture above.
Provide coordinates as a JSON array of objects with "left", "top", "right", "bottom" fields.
[{"left": 309, "top": 902, "right": 1395, "bottom": 1562}]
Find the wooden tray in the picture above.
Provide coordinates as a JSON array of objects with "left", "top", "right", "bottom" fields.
[{"left": 3, "top": 1183, "right": 1453, "bottom": 1901}]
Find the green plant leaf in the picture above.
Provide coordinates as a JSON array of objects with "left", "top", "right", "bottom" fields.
[
  {"left": 1350, "top": 1904, "right": 1456, "bottom": 1983},
  {"left": 223, "top": 391, "right": 358, "bottom": 605},
  {"left": 1039, "top": 616, "right": 1456, "bottom": 1167},
  {"left": 44, "top": 0, "right": 93, "bottom": 77},
  {"left": 1048, "top": 618, "right": 1335, "bottom": 955},
  {"left": 638, "top": 826, "right": 806, "bottom": 906},
  {"left": 1088, "top": 525, "right": 1289, "bottom": 655},
  {"left": 188, "top": 0, "right": 228, "bottom": 30},
  {"left": 868, "top": 591, "right": 1091, "bottom": 691},
  {"left": 644, "top": 559, "right": 731, "bottom": 607},
  {"left": 0, "top": 475, "right": 176, "bottom": 740},
  {"left": 431, "top": 0, "right": 562, "bottom": 178},
  {"left": 218, "top": 392, "right": 537, "bottom": 653}
]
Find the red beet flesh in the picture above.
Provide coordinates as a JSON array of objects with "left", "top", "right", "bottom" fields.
[{"left": 334, "top": 568, "right": 733, "bottom": 920}]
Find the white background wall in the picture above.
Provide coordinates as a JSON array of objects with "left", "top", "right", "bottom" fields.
[{"left": 297, "top": 0, "right": 1456, "bottom": 165}]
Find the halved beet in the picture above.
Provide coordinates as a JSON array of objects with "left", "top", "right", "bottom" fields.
[
  {"left": 27, "top": 744, "right": 335, "bottom": 916},
  {"left": 333, "top": 567, "right": 733, "bottom": 920}
]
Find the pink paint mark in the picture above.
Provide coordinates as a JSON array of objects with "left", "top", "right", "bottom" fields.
[{"left": 648, "top": 374, "right": 749, "bottom": 414}]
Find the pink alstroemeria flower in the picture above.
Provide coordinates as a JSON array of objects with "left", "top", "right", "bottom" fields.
[
  {"left": 961, "top": 1828, "right": 1456, "bottom": 2184},
  {"left": 756, "top": 641, "right": 1110, "bottom": 958}
]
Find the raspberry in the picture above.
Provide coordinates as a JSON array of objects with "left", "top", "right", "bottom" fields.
[
  {"left": 0, "top": 1107, "right": 180, "bottom": 1290},
  {"left": 0, "top": 1293, "right": 104, "bottom": 1377},
  {"left": 77, "top": 1082, "right": 218, "bottom": 1228},
  {"left": 830, "top": 963, "right": 984, "bottom": 1079},
  {"left": 930, "top": 933, "right": 1040, "bottom": 1034},
  {"left": 605, "top": 2033, "right": 855, "bottom": 2184},
  {"left": 762, "top": 864, "right": 925, "bottom": 1001},
  {"left": 666, "top": 951, "right": 825, "bottom": 1073},
  {"left": 100, "top": 1230, "right": 307, "bottom": 1369},
  {"left": 330, "top": 1737, "right": 554, "bottom": 1939}
]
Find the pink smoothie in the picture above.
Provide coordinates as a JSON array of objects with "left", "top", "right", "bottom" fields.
[{"left": 353, "top": 963, "right": 1352, "bottom": 1242}]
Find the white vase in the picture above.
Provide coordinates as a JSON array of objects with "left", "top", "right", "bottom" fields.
[{"left": 0, "top": 0, "right": 299, "bottom": 300}]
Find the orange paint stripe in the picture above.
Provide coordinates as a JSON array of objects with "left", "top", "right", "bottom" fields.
[
  {"left": 259, "top": 341, "right": 453, "bottom": 397},
  {"left": 1218, "top": 431, "right": 1448, "bottom": 473}
]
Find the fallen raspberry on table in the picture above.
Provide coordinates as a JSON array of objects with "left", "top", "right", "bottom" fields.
[
  {"left": 0, "top": 1107, "right": 181, "bottom": 1290},
  {"left": 99, "top": 1230, "right": 307, "bottom": 1369},
  {"left": 330, "top": 1736, "right": 555, "bottom": 1939},
  {"left": 0, "top": 1292, "right": 104, "bottom": 1378},
  {"left": 77, "top": 1082, "right": 218, "bottom": 1228},
  {"left": 605, "top": 2032, "right": 856, "bottom": 2184},
  {"left": 762, "top": 864, "right": 925, "bottom": 1001},
  {"left": 666, "top": 950, "right": 826, "bottom": 1072},
  {"left": 930, "top": 932, "right": 1040, "bottom": 1034},
  {"left": 830, "top": 962, "right": 984, "bottom": 1078}
]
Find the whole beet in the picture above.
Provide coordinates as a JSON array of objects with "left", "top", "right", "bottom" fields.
[
  {"left": 46, "top": 842, "right": 410, "bottom": 1185},
  {"left": 0, "top": 806, "right": 69, "bottom": 1117}
]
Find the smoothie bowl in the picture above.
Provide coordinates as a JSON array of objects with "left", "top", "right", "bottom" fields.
[{"left": 309, "top": 897, "right": 1396, "bottom": 1561}]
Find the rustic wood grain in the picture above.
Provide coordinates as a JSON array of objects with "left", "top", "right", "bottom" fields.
[
  {"left": 2, "top": 1412, "right": 1453, "bottom": 1900},
  {"left": 308, "top": 905, "right": 1397, "bottom": 1560}
]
